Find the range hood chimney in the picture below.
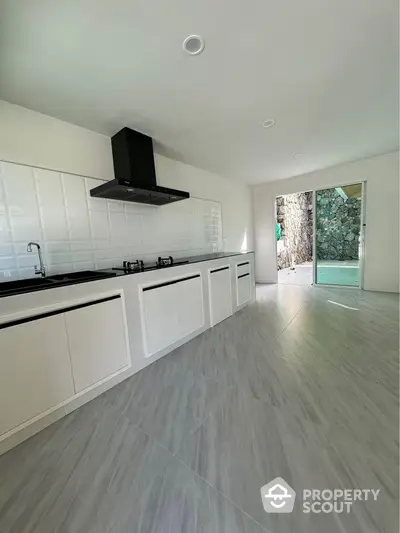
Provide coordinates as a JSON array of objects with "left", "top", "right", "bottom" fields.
[{"left": 90, "top": 127, "right": 190, "bottom": 206}]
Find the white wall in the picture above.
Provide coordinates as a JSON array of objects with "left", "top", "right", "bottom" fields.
[
  {"left": 253, "top": 151, "right": 399, "bottom": 293},
  {"left": 0, "top": 100, "right": 114, "bottom": 181},
  {"left": 155, "top": 155, "right": 253, "bottom": 253},
  {"left": 0, "top": 100, "right": 253, "bottom": 264}
]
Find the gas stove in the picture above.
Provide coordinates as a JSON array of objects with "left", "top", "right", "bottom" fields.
[
  {"left": 121, "top": 260, "right": 144, "bottom": 272},
  {"left": 113, "top": 256, "right": 189, "bottom": 273}
]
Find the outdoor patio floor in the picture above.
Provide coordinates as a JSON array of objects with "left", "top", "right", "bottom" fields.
[{"left": 278, "top": 261, "right": 360, "bottom": 287}]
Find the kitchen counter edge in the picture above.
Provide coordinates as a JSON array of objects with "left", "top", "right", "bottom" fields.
[{"left": 0, "top": 251, "right": 254, "bottom": 299}]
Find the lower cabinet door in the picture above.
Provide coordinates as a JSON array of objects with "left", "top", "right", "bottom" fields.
[
  {"left": 141, "top": 274, "right": 204, "bottom": 357},
  {"left": 0, "top": 314, "right": 75, "bottom": 436},
  {"left": 209, "top": 267, "right": 232, "bottom": 326},
  {"left": 237, "top": 273, "right": 251, "bottom": 306},
  {"left": 65, "top": 296, "right": 129, "bottom": 393},
  {"left": 141, "top": 283, "right": 180, "bottom": 356},
  {"left": 176, "top": 275, "right": 204, "bottom": 337}
]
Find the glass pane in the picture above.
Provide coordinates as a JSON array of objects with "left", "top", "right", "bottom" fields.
[{"left": 315, "top": 184, "right": 362, "bottom": 287}]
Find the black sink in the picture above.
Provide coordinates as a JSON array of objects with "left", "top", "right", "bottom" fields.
[
  {"left": 0, "top": 277, "right": 54, "bottom": 293},
  {"left": 48, "top": 270, "right": 116, "bottom": 282},
  {"left": 0, "top": 270, "right": 117, "bottom": 297}
]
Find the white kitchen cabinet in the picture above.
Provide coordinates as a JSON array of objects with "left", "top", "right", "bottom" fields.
[
  {"left": 176, "top": 275, "right": 204, "bottom": 337},
  {"left": 237, "top": 273, "right": 252, "bottom": 307},
  {"left": 141, "top": 273, "right": 204, "bottom": 357},
  {"left": 209, "top": 266, "right": 232, "bottom": 326},
  {"left": 65, "top": 295, "right": 130, "bottom": 393},
  {"left": 141, "top": 282, "right": 179, "bottom": 356},
  {"left": 0, "top": 314, "right": 75, "bottom": 436},
  {"left": 0, "top": 254, "right": 254, "bottom": 455}
]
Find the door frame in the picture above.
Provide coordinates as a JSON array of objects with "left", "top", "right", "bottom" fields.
[
  {"left": 275, "top": 190, "right": 313, "bottom": 285},
  {"left": 312, "top": 181, "right": 366, "bottom": 289},
  {"left": 275, "top": 182, "right": 366, "bottom": 289}
]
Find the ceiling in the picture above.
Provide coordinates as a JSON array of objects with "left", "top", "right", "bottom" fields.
[{"left": 0, "top": 0, "right": 398, "bottom": 184}]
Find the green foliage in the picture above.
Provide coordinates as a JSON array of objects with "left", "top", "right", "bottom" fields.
[{"left": 316, "top": 189, "right": 361, "bottom": 261}]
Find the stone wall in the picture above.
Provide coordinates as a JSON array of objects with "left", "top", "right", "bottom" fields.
[
  {"left": 316, "top": 188, "right": 361, "bottom": 260},
  {"left": 276, "top": 192, "right": 313, "bottom": 269}
]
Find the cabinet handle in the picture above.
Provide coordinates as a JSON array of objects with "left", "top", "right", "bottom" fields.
[
  {"left": 237, "top": 262, "right": 249, "bottom": 267},
  {"left": 210, "top": 266, "right": 229, "bottom": 274},
  {"left": 0, "top": 295, "right": 121, "bottom": 330},
  {"left": 238, "top": 273, "right": 250, "bottom": 279},
  {"left": 142, "top": 274, "right": 201, "bottom": 292}
]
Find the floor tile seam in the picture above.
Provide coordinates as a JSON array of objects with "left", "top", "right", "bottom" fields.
[
  {"left": 172, "top": 453, "right": 273, "bottom": 533},
  {"left": 130, "top": 376, "right": 230, "bottom": 460},
  {"left": 273, "top": 306, "right": 305, "bottom": 341}
]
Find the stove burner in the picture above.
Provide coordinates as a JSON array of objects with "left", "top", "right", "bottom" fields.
[
  {"left": 156, "top": 256, "right": 174, "bottom": 267},
  {"left": 122, "top": 260, "right": 144, "bottom": 272},
  {"left": 113, "top": 255, "right": 189, "bottom": 273}
]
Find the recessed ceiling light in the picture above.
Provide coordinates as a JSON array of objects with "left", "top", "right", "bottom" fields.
[
  {"left": 183, "top": 35, "right": 205, "bottom": 56},
  {"left": 261, "top": 119, "right": 275, "bottom": 128}
]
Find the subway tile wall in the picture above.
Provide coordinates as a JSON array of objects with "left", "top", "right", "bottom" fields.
[{"left": 0, "top": 161, "right": 223, "bottom": 281}]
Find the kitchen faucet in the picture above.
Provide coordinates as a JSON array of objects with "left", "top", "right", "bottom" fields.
[{"left": 27, "top": 242, "right": 46, "bottom": 278}]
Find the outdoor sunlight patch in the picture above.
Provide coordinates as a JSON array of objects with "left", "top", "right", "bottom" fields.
[{"left": 328, "top": 300, "right": 359, "bottom": 311}]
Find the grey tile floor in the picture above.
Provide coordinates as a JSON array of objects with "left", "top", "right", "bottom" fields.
[{"left": 0, "top": 284, "right": 398, "bottom": 533}]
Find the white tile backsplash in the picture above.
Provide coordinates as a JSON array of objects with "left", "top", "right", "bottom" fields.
[
  {"left": 0, "top": 161, "right": 223, "bottom": 280},
  {"left": 0, "top": 244, "right": 14, "bottom": 257},
  {"left": 41, "top": 207, "right": 69, "bottom": 240},
  {"left": 89, "top": 210, "right": 110, "bottom": 240},
  {"left": 10, "top": 215, "right": 42, "bottom": 242},
  {"left": 0, "top": 214, "right": 10, "bottom": 236},
  {"left": 0, "top": 173, "right": 6, "bottom": 215},
  {"left": 16, "top": 254, "right": 39, "bottom": 268},
  {"left": 0, "top": 269, "right": 18, "bottom": 281},
  {"left": 35, "top": 169, "right": 64, "bottom": 206},
  {"left": 1, "top": 256, "right": 17, "bottom": 270},
  {"left": 62, "top": 174, "right": 87, "bottom": 209},
  {"left": 107, "top": 199, "right": 124, "bottom": 212},
  {"left": 3, "top": 163, "right": 39, "bottom": 216},
  {"left": 68, "top": 212, "right": 91, "bottom": 240}
]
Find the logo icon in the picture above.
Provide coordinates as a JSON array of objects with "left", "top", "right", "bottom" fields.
[{"left": 261, "top": 477, "right": 296, "bottom": 513}]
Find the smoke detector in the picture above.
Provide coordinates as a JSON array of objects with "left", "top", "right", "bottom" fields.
[{"left": 183, "top": 35, "right": 205, "bottom": 56}]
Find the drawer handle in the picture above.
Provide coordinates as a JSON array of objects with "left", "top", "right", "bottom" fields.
[
  {"left": 237, "top": 262, "right": 249, "bottom": 267},
  {"left": 143, "top": 274, "right": 200, "bottom": 292},
  {"left": 210, "top": 266, "right": 229, "bottom": 274},
  {"left": 238, "top": 273, "right": 250, "bottom": 279}
]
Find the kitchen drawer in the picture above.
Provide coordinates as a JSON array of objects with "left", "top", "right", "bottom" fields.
[
  {"left": 236, "top": 261, "right": 250, "bottom": 276},
  {"left": 237, "top": 272, "right": 251, "bottom": 306}
]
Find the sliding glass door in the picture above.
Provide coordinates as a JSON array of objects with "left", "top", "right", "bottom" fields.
[{"left": 314, "top": 183, "right": 364, "bottom": 287}]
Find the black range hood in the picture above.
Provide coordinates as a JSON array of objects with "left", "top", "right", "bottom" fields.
[{"left": 90, "top": 127, "right": 190, "bottom": 206}]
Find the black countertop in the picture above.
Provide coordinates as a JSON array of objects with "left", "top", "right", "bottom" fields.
[
  {"left": 0, "top": 251, "right": 254, "bottom": 299},
  {"left": 100, "top": 251, "right": 254, "bottom": 277}
]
